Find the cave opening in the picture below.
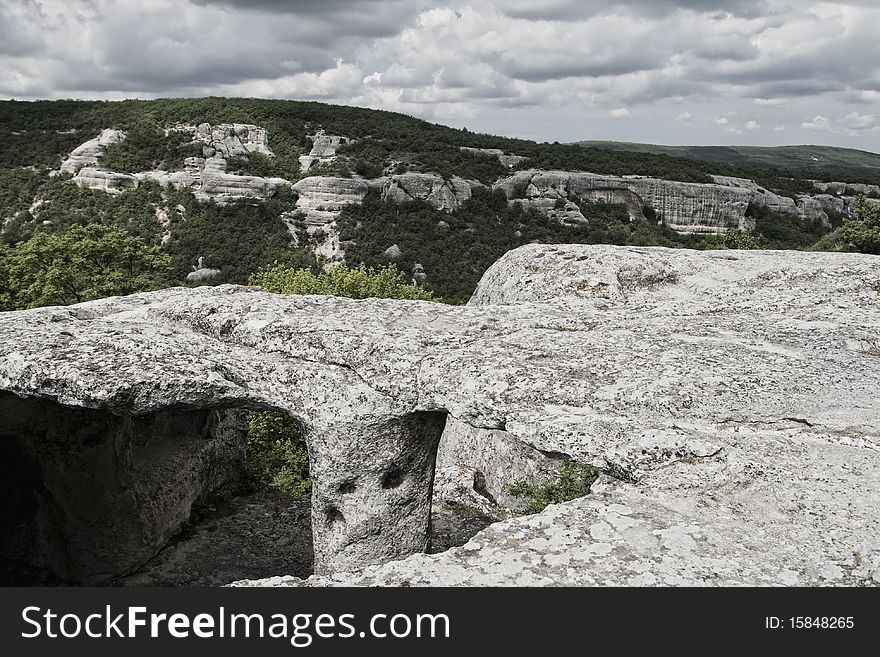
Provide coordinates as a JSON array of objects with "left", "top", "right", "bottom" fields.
[{"left": 0, "top": 438, "right": 63, "bottom": 585}]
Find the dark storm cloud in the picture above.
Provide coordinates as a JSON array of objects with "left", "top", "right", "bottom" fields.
[
  {"left": 497, "top": 0, "right": 773, "bottom": 20},
  {"left": 188, "top": 0, "right": 425, "bottom": 37}
]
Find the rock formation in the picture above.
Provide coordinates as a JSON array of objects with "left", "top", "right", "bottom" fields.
[
  {"left": 299, "top": 130, "right": 353, "bottom": 173},
  {"left": 72, "top": 168, "right": 139, "bottom": 194},
  {"left": 381, "top": 173, "right": 476, "bottom": 211},
  {"left": 1, "top": 245, "right": 878, "bottom": 586},
  {"left": 288, "top": 176, "right": 370, "bottom": 262},
  {"left": 711, "top": 175, "right": 833, "bottom": 226},
  {"left": 497, "top": 170, "right": 755, "bottom": 233},
  {"left": 460, "top": 147, "right": 528, "bottom": 168},
  {"left": 59, "top": 129, "right": 126, "bottom": 174},
  {"left": 187, "top": 123, "right": 275, "bottom": 160},
  {"left": 61, "top": 131, "right": 287, "bottom": 203}
]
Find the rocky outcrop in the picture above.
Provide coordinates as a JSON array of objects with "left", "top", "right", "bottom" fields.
[
  {"left": 460, "top": 147, "right": 528, "bottom": 168},
  {"left": 814, "top": 180, "right": 880, "bottom": 197},
  {"left": 711, "top": 175, "right": 832, "bottom": 226},
  {"left": 72, "top": 167, "right": 139, "bottom": 194},
  {"left": 511, "top": 197, "right": 588, "bottom": 225},
  {"left": 2, "top": 245, "right": 879, "bottom": 586},
  {"left": 381, "top": 173, "right": 475, "bottom": 212},
  {"left": 194, "top": 157, "right": 288, "bottom": 203},
  {"left": 288, "top": 176, "right": 370, "bottom": 262},
  {"left": 497, "top": 170, "right": 753, "bottom": 233},
  {"left": 187, "top": 123, "right": 274, "bottom": 160},
  {"left": 299, "top": 130, "right": 353, "bottom": 173},
  {"left": 61, "top": 131, "right": 287, "bottom": 203},
  {"left": 59, "top": 129, "right": 126, "bottom": 174}
]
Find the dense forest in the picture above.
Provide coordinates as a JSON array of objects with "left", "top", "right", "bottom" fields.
[{"left": 1, "top": 97, "right": 878, "bottom": 310}]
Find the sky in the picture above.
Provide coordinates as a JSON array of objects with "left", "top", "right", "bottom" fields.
[{"left": 2, "top": 0, "right": 879, "bottom": 150}]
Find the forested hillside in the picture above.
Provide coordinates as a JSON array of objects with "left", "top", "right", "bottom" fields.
[{"left": 1, "top": 98, "right": 878, "bottom": 309}]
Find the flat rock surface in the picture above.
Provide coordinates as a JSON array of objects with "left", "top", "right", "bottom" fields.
[{"left": 2, "top": 244, "right": 879, "bottom": 585}]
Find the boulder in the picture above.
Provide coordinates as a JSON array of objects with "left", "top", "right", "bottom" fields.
[{"left": 2, "top": 245, "right": 879, "bottom": 586}]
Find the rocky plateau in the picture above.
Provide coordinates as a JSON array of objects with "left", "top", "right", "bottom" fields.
[{"left": 1, "top": 244, "right": 878, "bottom": 586}]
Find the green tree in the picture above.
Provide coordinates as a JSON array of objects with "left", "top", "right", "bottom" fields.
[
  {"left": 837, "top": 196, "right": 880, "bottom": 254},
  {"left": 4, "top": 223, "right": 171, "bottom": 309}
]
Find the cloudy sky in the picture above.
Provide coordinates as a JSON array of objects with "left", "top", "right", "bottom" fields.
[{"left": 2, "top": 0, "right": 879, "bottom": 150}]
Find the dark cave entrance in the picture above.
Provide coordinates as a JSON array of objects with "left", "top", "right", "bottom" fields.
[
  {"left": 0, "top": 439, "right": 63, "bottom": 585},
  {"left": 1, "top": 392, "right": 488, "bottom": 586}
]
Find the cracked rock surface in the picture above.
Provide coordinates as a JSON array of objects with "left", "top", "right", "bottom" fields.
[{"left": 1, "top": 244, "right": 879, "bottom": 585}]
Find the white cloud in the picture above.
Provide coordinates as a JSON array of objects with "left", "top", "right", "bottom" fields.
[
  {"left": 1, "top": 1, "right": 880, "bottom": 149},
  {"left": 801, "top": 115, "right": 830, "bottom": 131}
]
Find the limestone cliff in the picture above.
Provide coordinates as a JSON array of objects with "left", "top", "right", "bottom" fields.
[{"left": 496, "top": 170, "right": 755, "bottom": 234}]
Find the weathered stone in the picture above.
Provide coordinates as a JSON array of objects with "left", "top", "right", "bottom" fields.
[
  {"left": 498, "top": 170, "right": 754, "bottom": 234},
  {"left": 384, "top": 244, "right": 402, "bottom": 259},
  {"left": 437, "top": 417, "right": 564, "bottom": 510},
  {"left": 510, "top": 197, "right": 588, "bottom": 225},
  {"left": 299, "top": 130, "right": 353, "bottom": 173},
  {"left": 189, "top": 123, "right": 275, "bottom": 160},
  {"left": 2, "top": 245, "right": 879, "bottom": 586},
  {"left": 71, "top": 168, "right": 139, "bottom": 194},
  {"left": 292, "top": 176, "right": 369, "bottom": 217},
  {"left": 288, "top": 177, "right": 370, "bottom": 262},
  {"left": 60, "top": 129, "right": 126, "bottom": 174},
  {"left": 381, "top": 173, "right": 475, "bottom": 211}
]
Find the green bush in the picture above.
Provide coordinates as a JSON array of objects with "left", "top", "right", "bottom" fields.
[
  {"left": 249, "top": 262, "right": 438, "bottom": 301},
  {"left": 508, "top": 462, "right": 600, "bottom": 515}
]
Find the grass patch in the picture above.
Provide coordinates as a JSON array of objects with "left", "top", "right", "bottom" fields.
[{"left": 509, "top": 461, "right": 600, "bottom": 515}]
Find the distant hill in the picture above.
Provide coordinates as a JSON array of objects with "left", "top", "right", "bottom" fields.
[
  {"left": 576, "top": 141, "right": 880, "bottom": 179},
  {"left": 0, "top": 98, "right": 875, "bottom": 307}
]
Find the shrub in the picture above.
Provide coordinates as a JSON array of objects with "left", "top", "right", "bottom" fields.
[
  {"left": 248, "top": 262, "right": 438, "bottom": 301},
  {"left": 508, "top": 462, "right": 600, "bottom": 515}
]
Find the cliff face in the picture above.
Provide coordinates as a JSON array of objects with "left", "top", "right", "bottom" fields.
[
  {"left": 381, "top": 173, "right": 476, "bottom": 211},
  {"left": 54, "top": 125, "right": 867, "bottom": 241},
  {"left": 495, "top": 170, "right": 754, "bottom": 234},
  {"left": 2, "top": 245, "right": 879, "bottom": 586}
]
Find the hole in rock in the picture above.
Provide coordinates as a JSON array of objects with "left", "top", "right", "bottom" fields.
[
  {"left": 325, "top": 506, "right": 345, "bottom": 526},
  {"left": 338, "top": 480, "right": 357, "bottom": 494},
  {"left": 381, "top": 468, "right": 404, "bottom": 490}
]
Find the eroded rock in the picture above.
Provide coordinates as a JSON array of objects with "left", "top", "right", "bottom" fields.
[
  {"left": 381, "top": 173, "right": 476, "bottom": 212},
  {"left": 497, "top": 170, "right": 754, "bottom": 233},
  {"left": 59, "top": 129, "right": 126, "bottom": 174},
  {"left": 1, "top": 245, "right": 879, "bottom": 585}
]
